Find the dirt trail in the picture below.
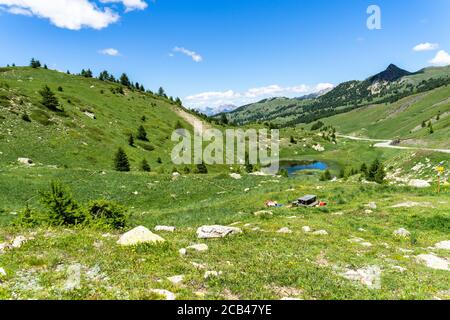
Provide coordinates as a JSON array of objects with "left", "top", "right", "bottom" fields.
[
  {"left": 172, "top": 106, "right": 212, "bottom": 132},
  {"left": 338, "top": 135, "right": 450, "bottom": 154}
]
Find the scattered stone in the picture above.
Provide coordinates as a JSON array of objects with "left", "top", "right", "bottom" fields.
[
  {"left": 366, "top": 202, "right": 377, "bottom": 209},
  {"left": 244, "top": 188, "right": 250, "bottom": 192},
  {"left": 361, "top": 242, "right": 373, "bottom": 247},
  {"left": 179, "top": 248, "right": 187, "bottom": 256},
  {"left": 408, "top": 179, "right": 431, "bottom": 188},
  {"left": 187, "top": 244, "right": 209, "bottom": 252},
  {"left": 364, "top": 210, "right": 373, "bottom": 214},
  {"left": 312, "top": 230, "right": 328, "bottom": 236},
  {"left": 197, "top": 225, "right": 242, "bottom": 239},
  {"left": 302, "top": 226, "right": 312, "bottom": 233},
  {"left": 391, "top": 201, "right": 433, "bottom": 208},
  {"left": 435, "top": 241, "right": 450, "bottom": 250},
  {"left": 167, "top": 275, "right": 184, "bottom": 286},
  {"left": 117, "top": 226, "right": 165, "bottom": 246},
  {"left": 416, "top": 254, "right": 450, "bottom": 271},
  {"left": 154, "top": 226, "right": 176, "bottom": 233},
  {"left": 332, "top": 212, "right": 344, "bottom": 216},
  {"left": 341, "top": 266, "right": 381, "bottom": 289},
  {"left": 64, "top": 263, "right": 82, "bottom": 291},
  {"left": 229, "top": 173, "right": 242, "bottom": 180},
  {"left": 358, "top": 228, "right": 367, "bottom": 232},
  {"left": 348, "top": 237, "right": 365, "bottom": 243},
  {"left": 191, "top": 262, "right": 207, "bottom": 270},
  {"left": 392, "top": 266, "right": 407, "bottom": 273},
  {"left": 277, "top": 227, "right": 292, "bottom": 234},
  {"left": 17, "top": 157, "right": 34, "bottom": 166},
  {"left": 393, "top": 228, "right": 411, "bottom": 238},
  {"left": 149, "top": 289, "right": 176, "bottom": 300},
  {"left": 204, "top": 271, "right": 222, "bottom": 279},
  {"left": 0, "top": 267, "right": 6, "bottom": 277},
  {"left": 83, "top": 111, "right": 95, "bottom": 119},
  {"left": 254, "top": 210, "right": 273, "bottom": 217}
]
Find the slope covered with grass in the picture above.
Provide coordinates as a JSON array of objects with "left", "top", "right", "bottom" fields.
[{"left": 0, "top": 67, "right": 192, "bottom": 171}]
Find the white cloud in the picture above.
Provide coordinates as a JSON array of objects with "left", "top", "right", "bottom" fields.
[
  {"left": 429, "top": 50, "right": 450, "bottom": 66},
  {"left": 173, "top": 47, "right": 203, "bottom": 63},
  {"left": 185, "top": 83, "right": 334, "bottom": 112},
  {"left": 99, "top": 48, "right": 120, "bottom": 56},
  {"left": 0, "top": 0, "right": 148, "bottom": 30},
  {"left": 100, "top": 0, "right": 147, "bottom": 12},
  {"left": 413, "top": 42, "right": 439, "bottom": 52}
]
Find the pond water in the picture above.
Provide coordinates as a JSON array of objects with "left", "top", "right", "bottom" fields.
[{"left": 280, "top": 161, "right": 328, "bottom": 176}]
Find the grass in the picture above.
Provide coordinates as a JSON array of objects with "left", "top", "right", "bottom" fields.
[{"left": 0, "top": 167, "right": 449, "bottom": 300}]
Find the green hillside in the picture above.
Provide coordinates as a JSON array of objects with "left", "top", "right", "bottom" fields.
[
  {"left": 0, "top": 67, "right": 192, "bottom": 171},
  {"left": 224, "top": 65, "right": 450, "bottom": 129},
  {"left": 320, "top": 85, "right": 450, "bottom": 148}
]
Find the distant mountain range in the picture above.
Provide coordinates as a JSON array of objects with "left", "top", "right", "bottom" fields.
[
  {"left": 216, "top": 64, "right": 450, "bottom": 126},
  {"left": 200, "top": 104, "right": 237, "bottom": 116}
]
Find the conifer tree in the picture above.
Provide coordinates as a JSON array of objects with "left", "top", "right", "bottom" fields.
[
  {"left": 114, "top": 148, "right": 130, "bottom": 172},
  {"left": 39, "top": 85, "right": 60, "bottom": 111},
  {"left": 137, "top": 125, "right": 148, "bottom": 141}
]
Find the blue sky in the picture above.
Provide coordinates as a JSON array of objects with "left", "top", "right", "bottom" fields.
[{"left": 1, "top": 0, "right": 449, "bottom": 111}]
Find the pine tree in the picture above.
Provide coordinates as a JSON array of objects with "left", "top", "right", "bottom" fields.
[
  {"left": 368, "top": 159, "right": 381, "bottom": 182},
  {"left": 320, "top": 169, "right": 332, "bottom": 181},
  {"left": 374, "top": 162, "right": 386, "bottom": 184},
  {"left": 157, "top": 157, "right": 162, "bottom": 164},
  {"left": 360, "top": 163, "right": 368, "bottom": 175},
  {"left": 30, "top": 58, "right": 41, "bottom": 68},
  {"left": 158, "top": 87, "right": 166, "bottom": 97},
  {"left": 128, "top": 134, "right": 135, "bottom": 147},
  {"left": 220, "top": 113, "right": 229, "bottom": 125},
  {"left": 137, "top": 125, "right": 148, "bottom": 141},
  {"left": 114, "top": 148, "right": 130, "bottom": 172},
  {"left": 141, "top": 159, "right": 151, "bottom": 172},
  {"left": 120, "top": 73, "right": 131, "bottom": 87},
  {"left": 39, "top": 85, "right": 60, "bottom": 111},
  {"left": 421, "top": 120, "right": 426, "bottom": 128}
]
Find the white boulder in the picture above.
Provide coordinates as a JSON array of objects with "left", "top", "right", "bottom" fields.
[
  {"left": 117, "top": 226, "right": 165, "bottom": 246},
  {"left": 197, "top": 225, "right": 242, "bottom": 239},
  {"left": 277, "top": 227, "right": 292, "bottom": 234},
  {"left": 229, "top": 173, "right": 242, "bottom": 180},
  {"left": 154, "top": 226, "right": 176, "bottom": 233},
  {"left": 393, "top": 228, "right": 411, "bottom": 238},
  {"left": 435, "top": 241, "right": 450, "bottom": 250},
  {"left": 18, "top": 158, "right": 34, "bottom": 166},
  {"left": 341, "top": 266, "right": 381, "bottom": 289},
  {"left": 187, "top": 244, "right": 209, "bottom": 252},
  {"left": 416, "top": 254, "right": 450, "bottom": 271},
  {"left": 408, "top": 179, "right": 431, "bottom": 188}
]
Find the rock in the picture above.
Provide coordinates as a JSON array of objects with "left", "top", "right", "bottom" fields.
[
  {"left": 10, "top": 236, "right": 28, "bottom": 249},
  {"left": 64, "top": 264, "right": 82, "bottom": 291},
  {"left": 191, "top": 262, "right": 207, "bottom": 270},
  {"left": 435, "top": 241, "right": 450, "bottom": 250},
  {"left": 312, "top": 230, "right": 328, "bottom": 236},
  {"left": 17, "top": 157, "right": 34, "bottom": 166},
  {"left": 277, "top": 227, "right": 292, "bottom": 234},
  {"left": 84, "top": 111, "right": 95, "bottom": 119},
  {"left": 312, "top": 144, "right": 325, "bottom": 152},
  {"left": 253, "top": 210, "right": 273, "bottom": 217},
  {"left": 204, "top": 271, "right": 222, "bottom": 279},
  {"left": 187, "top": 244, "right": 209, "bottom": 252},
  {"left": 229, "top": 173, "right": 242, "bottom": 180},
  {"left": 244, "top": 188, "right": 250, "bottom": 192},
  {"left": 117, "top": 226, "right": 165, "bottom": 246},
  {"left": 360, "top": 242, "right": 373, "bottom": 247},
  {"left": 149, "top": 289, "right": 176, "bottom": 300},
  {"left": 0, "top": 267, "right": 6, "bottom": 277},
  {"left": 332, "top": 212, "right": 344, "bottom": 216},
  {"left": 341, "top": 266, "right": 381, "bottom": 289},
  {"left": 391, "top": 201, "right": 433, "bottom": 208},
  {"left": 197, "top": 225, "right": 242, "bottom": 239},
  {"left": 154, "top": 226, "right": 176, "bottom": 233},
  {"left": 167, "top": 275, "right": 184, "bottom": 286},
  {"left": 366, "top": 202, "right": 377, "bottom": 209},
  {"left": 302, "top": 226, "right": 311, "bottom": 233},
  {"left": 416, "top": 254, "right": 450, "bottom": 271},
  {"left": 393, "top": 228, "right": 411, "bottom": 238},
  {"left": 179, "top": 248, "right": 187, "bottom": 256},
  {"left": 392, "top": 266, "right": 407, "bottom": 273},
  {"left": 364, "top": 210, "right": 373, "bottom": 214},
  {"left": 408, "top": 179, "right": 431, "bottom": 188}
]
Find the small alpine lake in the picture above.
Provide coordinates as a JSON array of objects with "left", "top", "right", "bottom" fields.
[{"left": 280, "top": 160, "right": 328, "bottom": 176}]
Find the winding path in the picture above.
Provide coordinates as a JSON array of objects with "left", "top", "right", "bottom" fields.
[{"left": 337, "top": 135, "right": 450, "bottom": 154}]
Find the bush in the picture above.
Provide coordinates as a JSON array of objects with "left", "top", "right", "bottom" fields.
[
  {"left": 195, "top": 162, "right": 208, "bottom": 174},
  {"left": 320, "top": 169, "right": 332, "bottom": 181},
  {"left": 21, "top": 113, "right": 31, "bottom": 122},
  {"left": 40, "top": 182, "right": 85, "bottom": 226},
  {"left": 278, "top": 168, "right": 289, "bottom": 178},
  {"left": 13, "top": 205, "right": 40, "bottom": 227},
  {"left": 86, "top": 200, "right": 127, "bottom": 229}
]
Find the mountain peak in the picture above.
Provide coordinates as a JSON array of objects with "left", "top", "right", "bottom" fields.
[{"left": 369, "top": 64, "right": 411, "bottom": 83}]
